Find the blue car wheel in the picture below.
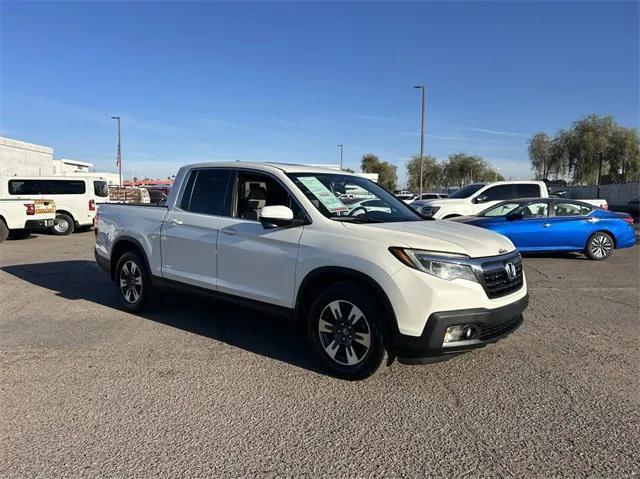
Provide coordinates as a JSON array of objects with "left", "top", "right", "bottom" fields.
[{"left": 586, "top": 232, "right": 613, "bottom": 261}]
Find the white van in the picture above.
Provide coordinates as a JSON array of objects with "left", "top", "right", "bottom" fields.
[{"left": 0, "top": 176, "right": 109, "bottom": 234}]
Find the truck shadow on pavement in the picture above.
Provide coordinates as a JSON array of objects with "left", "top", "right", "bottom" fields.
[{"left": 1, "top": 260, "right": 321, "bottom": 374}]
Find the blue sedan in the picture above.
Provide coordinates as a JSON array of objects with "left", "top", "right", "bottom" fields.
[{"left": 451, "top": 198, "right": 636, "bottom": 260}]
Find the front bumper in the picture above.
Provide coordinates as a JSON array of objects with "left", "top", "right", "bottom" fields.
[
  {"left": 25, "top": 219, "right": 55, "bottom": 229},
  {"left": 393, "top": 293, "right": 528, "bottom": 364}
]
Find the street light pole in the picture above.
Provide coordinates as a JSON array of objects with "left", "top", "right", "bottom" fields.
[
  {"left": 111, "top": 116, "right": 122, "bottom": 187},
  {"left": 414, "top": 85, "right": 426, "bottom": 197},
  {"left": 337, "top": 144, "right": 344, "bottom": 170}
]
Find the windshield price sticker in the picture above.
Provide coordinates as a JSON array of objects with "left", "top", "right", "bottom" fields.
[{"left": 298, "top": 176, "right": 349, "bottom": 212}]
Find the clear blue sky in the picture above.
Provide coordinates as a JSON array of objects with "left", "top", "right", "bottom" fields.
[{"left": 1, "top": 1, "right": 638, "bottom": 185}]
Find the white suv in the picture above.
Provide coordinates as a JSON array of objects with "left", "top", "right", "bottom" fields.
[{"left": 95, "top": 163, "right": 529, "bottom": 379}]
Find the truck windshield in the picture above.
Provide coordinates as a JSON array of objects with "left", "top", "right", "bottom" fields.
[
  {"left": 449, "top": 184, "right": 485, "bottom": 198},
  {"left": 287, "top": 173, "right": 422, "bottom": 223}
]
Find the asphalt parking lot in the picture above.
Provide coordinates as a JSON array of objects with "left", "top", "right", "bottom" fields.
[{"left": 1, "top": 232, "right": 639, "bottom": 478}]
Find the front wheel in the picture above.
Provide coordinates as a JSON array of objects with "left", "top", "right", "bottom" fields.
[
  {"left": 115, "top": 252, "right": 154, "bottom": 312},
  {"left": 586, "top": 232, "right": 613, "bottom": 260},
  {"left": 306, "top": 284, "right": 388, "bottom": 380}
]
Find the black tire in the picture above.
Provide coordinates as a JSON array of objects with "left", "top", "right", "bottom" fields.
[
  {"left": 585, "top": 231, "right": 614, "bottom": 261},
  {"left": 0, "top": 220, "right": 8, "bottom": 243},
  {"left": 306, "top": 283, "right": 388, "bottom": 380},
  {"left": 51, "top": 213, "right": 75, "bottom": 236},
  {"left": 115, "top": 251, "right": 154, "bottom": 312},
  {"left": 8, "top": 229, "right": 32, "bottom": 240}
]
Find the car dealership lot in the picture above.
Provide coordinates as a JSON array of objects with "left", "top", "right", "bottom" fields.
[{"left": 1, "top": 233, "right": 638, "bottom": 478}]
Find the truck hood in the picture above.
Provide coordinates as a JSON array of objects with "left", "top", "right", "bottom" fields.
[
  {"left": 422, "top": 198, "right": 468, "bottom": 208},
  {"left": 343, "top": 220, "right": 515, "bottom": 258}
]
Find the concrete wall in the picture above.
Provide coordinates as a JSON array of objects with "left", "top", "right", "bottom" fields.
[
  {"left": 0, "top": 137, "right": 54, "bottom": 176},
  {"left": 554, "top": 184, "right": 640, "bottom": 205}
]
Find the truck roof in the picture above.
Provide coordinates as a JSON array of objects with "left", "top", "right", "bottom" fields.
[{"left": 180, "top": 161, "right": 357, "bottom": 175}]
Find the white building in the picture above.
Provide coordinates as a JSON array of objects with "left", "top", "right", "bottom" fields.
[
  {"left": 0, "top": 137, "right": 54, "bottom": 176},
  {"left": 0, "top": 137, "right": 120, "bottom": 184}
]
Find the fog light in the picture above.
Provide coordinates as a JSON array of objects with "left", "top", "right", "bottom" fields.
[{"left": 443, "top": 324, "right": 478, "bottom": 344}]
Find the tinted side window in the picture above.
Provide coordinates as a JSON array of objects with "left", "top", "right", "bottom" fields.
[
  {"left": 43, "top": 180, "right": 86, "bottom": 194},
  {"left": 187, "top": 169, "right": 232, "bottom": 216},
  {"left": 179, "top": 171, "right": 198, "bottom": 210},
  {"left": 516, "top": 184, "right": 541, "bottom": 198},
  {"left": 483, "top": 185, "right": 516, "bottom": 201},
  {"left": 554, "top": 202, "right": 591, "bottom": 217},
  {"left": 8, "top": 180, "right": 41, "bottom": 195},
  {"left": 94, "top": 181, "right": 109, "bottom": 197}
]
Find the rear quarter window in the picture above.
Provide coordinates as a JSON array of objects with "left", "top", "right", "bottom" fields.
[{"left": 93, "top": 181, "right": 109, "bottom": 197}]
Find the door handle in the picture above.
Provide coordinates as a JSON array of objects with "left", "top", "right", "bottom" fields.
[
  {"left": 222, "top": 228, "right": 238, "bottom": 236},
  {"left": 543, "top": 223, "right": 551, "bottom": 228},
  {"left": 585, "top": 217, "right": 597, "bottom": 223},
  {"left": 168, "top": 219, "right": 183, "bottom": 226}
]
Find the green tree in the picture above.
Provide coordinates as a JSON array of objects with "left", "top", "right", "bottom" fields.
[
  {"left": 528, "top": 133, "right": 563, "bottom": 180},
  {"left": 361, "top": 153, "right": 397, "bottom": 190},
  {"left": 533, "top": 115, "right": 640, "bottom": 184},
  {"left": 406, "top": 155, "right": 440, "bottom": 192},
  {"left": 406, "top": 153, "right": 503, "bottom": 191}
]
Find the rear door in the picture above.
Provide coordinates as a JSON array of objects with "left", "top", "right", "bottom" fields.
[
  {"left": 548, "top": 201, "right": 594, "bottom": 249},
  {"left": 216, "top": 170, "right": 306, "bottom": 308},
  {"left": 161, "top": 168, "right": 233, "bottom": 290}
]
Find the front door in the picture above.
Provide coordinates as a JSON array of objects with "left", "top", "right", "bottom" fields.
[
  {"left": 216, "top": 171, "right": 305, "bottom": 308},
  {"left": 504, "top": 201, "right": 553, "bottom": 250}
]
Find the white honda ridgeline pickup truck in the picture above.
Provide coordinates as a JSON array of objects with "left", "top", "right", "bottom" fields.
[{"left": 95, "top": 163, "right": 528, "bottom": 379}]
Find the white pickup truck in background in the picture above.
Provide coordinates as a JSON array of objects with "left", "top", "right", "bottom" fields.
[
  {"left": 412, "top": 180, "right": 608, "bottom": 219},
  {"left": 95, "top": 162, "right": 529, "bottom": 379},
  {"left": 0, "top": 198, "right": 56, "bottom": 243}
]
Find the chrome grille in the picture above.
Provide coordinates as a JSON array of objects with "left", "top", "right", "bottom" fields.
[{"left": 479, "top": 255, "right": 524, "bottom": 299}]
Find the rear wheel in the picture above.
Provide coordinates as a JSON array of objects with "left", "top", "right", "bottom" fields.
[
  {"left": 586, "top": 232, "right": 613, "bottom": 260},
  {"left": 52, "top": 213, "right": 74, "bottom": 235},
  {"left": 306, "top": 284, "right": 388, "bottom": 380},
  {"left": 0, "top": 220, "right": 8, "bottom": 243},
  {"left": 115, "top": 251, "right": 154, "bottom": 312},
  {"left": 8, "top": 229, "right": 31, "bottom": 240}
]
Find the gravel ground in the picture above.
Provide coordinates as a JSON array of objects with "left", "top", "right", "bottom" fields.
[{"left": 1, "top": 232, "right": 639, "bottom": 478}]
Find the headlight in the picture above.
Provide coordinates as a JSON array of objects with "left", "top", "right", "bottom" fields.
[{"left": 389, "top": 248, "right": 478, "bottom": 283}]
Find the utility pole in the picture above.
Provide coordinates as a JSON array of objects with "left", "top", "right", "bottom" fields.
[
  {"left": 337, "top": 144, "right": 344, "bottom": 170},
  {"left": 414, "top": 85, "right": 426, "bottom": 197},
  {"left": 111, "top": 116, "right": 122, "bottom": 187}
]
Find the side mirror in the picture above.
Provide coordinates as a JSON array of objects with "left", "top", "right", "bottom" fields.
[
  {"left": 506, "top": 212, "right": 524, "bottom": 221},
  {"left": 259, "top": 205, "right": 294, "bottom": 229},
  {"left": 475, "top": 194, "right": 488, "bottom": 204}
]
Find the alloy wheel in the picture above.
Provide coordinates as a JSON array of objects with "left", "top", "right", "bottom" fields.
[
  {"left": 54, "top": 217, "right": 69, "bottom": 234},
  {"left": 119, "top": 260, "right": 143, "bottom": 304},
  {"left": 590, "top": 234, "right": 612, "bottom": 259},
  {"left": 318, "top": 300, "right": 371, "bottom": 366}
]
